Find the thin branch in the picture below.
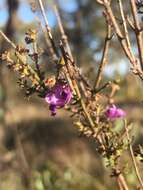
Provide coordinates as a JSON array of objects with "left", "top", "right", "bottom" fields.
[
  {"left": 53, "top": 5, "right": 104, "bottom": 137},
  {"left": 35, "top": 16, "right": 56, "bottom": 60},
  {"left": 117, "top": 177, "right": 124, "bottom": 190},
  {"left": 130, "top": 0, "right": 143, "bottom": 70},
  {"left": 53, "top": 4, "right": 73, "bottom": 60},
  {"left": 97, "top": 0, "right": 143, "bottom": 80},
  {"left": 94, "top": 81, "right": 111, "bottom": 93},
  {"left": 15, "top": 125, "right": 30, "bottom": 174},
  {"left": 94, "top": 15, "right": 112, "bottom": 89},
  {"left": 54, "top": 4, "right": 92, "bottom": 100},
  {"left": 117, "top": 172, "right": 129, "bottom": 190},
  {"left": 102, "top": 1, "right": 136, "bottom": 65},
  {"left": 38, "top": 0, "right": 59, "bottom": 57},
  {"left": 60, "top": 43, "right": 96, "bottom": 132},
  {"left": 127, "top": 15, "right": 135, "bottom": 30},
  {"left": 118, "top": 0, "right": 135, "bottom": 62},
  {"left": 124, "top": 120, "right": 143, "bottom": 189},
  {"left": 0, "top": 30, "right": 16, "bottom": 49}
]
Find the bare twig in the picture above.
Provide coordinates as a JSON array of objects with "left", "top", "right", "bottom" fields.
[
  {"left": 118, "top": 0, "right": 135, "bottom": 62},
  {"left": 0, "top": 30, "right": 16, "bottom": 49},
  {"left": 35, "top": 16, "right": 56, "bottom": 60},
  {"left": 117, "top": 178, "right": 124, "bottom": 190},
  {"left": 53, "top": 4, "right": 73, "bottom": 60},
  {"left": 101, "top": 1, "right": 135, "bottom": 64},
  {"left": 94, "top": 14, "right": 112, "bottom": 89},
  {"left": 130, "top": 0, "right": 143, "bottom": 70},
  {"left": 94, "top": 81, "right": 111, "bottom": 93},
  {"left": 117, "top": 172, "right": 129, "bottom": 190},
  {"left": 60, "top": 43, "right": 96, "bottom": 132},
  {"left": 97, "top": 0, "right": 143, "bottom": 81},
  {"left": 53, "top": 4, "right": 97, "bottom": 133},
  {"left": 124, "top": 120, "right": 143, "bottom": 189},
  {"left": 38, "top": 0, "right": 59, "bottom": 57}
]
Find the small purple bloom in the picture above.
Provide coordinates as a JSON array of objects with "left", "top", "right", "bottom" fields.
[
  {"left": 45, "top": 83, "right": 72, "bottom": 116},
  {"left": 105, "top": 104, "right": 126, "bottom": 119}
]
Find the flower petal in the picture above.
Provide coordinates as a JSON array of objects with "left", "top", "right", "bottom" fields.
[
  {"left": 49, "top": 104, "right": 56, "bottom": 116},
  {"left": 45, "top": 82, "right": 72, "bottom": 116},
  {"left": 105, "top": 104, "right": 126, "bottom": 119}
]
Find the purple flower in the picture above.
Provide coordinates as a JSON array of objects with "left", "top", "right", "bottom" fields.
[
  {"left": 45, "top": 83, "right": 72, "bottom": 116},
  {"left": 105, "top": 104, "right": 126, "bottom": 119}
]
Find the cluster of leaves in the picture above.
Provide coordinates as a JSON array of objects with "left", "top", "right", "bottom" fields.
[{"left": 1, "top": 29, "right": 47, "bottom": 98}]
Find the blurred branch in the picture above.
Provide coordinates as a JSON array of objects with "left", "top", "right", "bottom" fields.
[
  {"left": 97, "top": 0, "right": 143, "bottom": 81},
  {"left": 15, "top": 125, "right": 31, "bottom": 188},
  {"left": 0, "top": 30, "right": 16, "bottom": 49},
  {"left": 53, "top": 5, "right": 73, "bottom": 60},
  {"left": 38, "top": 0, "right": 59, "bottom": 57},
  {"left": 94, "top": 12, "right": 112, "bottom": 90},
  {"left": 35, "top": 16, "right": 56, "bottom": 60},
  {"left": 117, "top": 172, "right": 129, "bottom": 190},
  {"left": 60, "top": 43, "right": 95, "bottom": 132},
  {"left": 53, "top": 4, "right": 98, "bottom": 132},
  {"left": 99, "top": 0, "right": 135, "bottom": 63},
  {"left": 54, "top": 4, "right": 92, "bottom": 96},
  {"left": 124, "top": 120, "right": 143, "bottom": 189},
  {"left": 130, "top": 0, "right": 143, "bottom": 70},
  {"left": 118, "top": 0, "right": 135, "bottom": 62}
]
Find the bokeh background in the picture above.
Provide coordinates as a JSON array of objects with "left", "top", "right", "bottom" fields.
[{"left": 0, "top": 0, "right": 143, "bottom": 189}]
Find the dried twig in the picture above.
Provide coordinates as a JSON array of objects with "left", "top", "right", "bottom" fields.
[
  {"left": 124, "top": 120, "right": 143, "bottom": 189},
  {"left": 118, "top": 0, "right": 135, "bottom": 62},
  {"left": 97, "top": 0, "right": 143, "bottom": 81},
  {"left": 0, "top": 30, "right": 16, "bottom": 49},
  {"left": 53, "top": 4, "right": 73, "bottom": 60},
  {"left": 101, "top": 0, "right": 135, "bottom": 64},
  {"left": 130, "top": 0, "right": 143, "bottom": 70},
  {"left": 94, "top": 13, "right": 112, "bottom": 89},
  {"left": 38, "top": 0, "right": 59, "bottom": 57}
]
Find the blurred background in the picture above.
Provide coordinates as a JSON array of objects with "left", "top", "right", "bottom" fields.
[{"left": 0, "top": 0, "right": 143, "bottom": 189}]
